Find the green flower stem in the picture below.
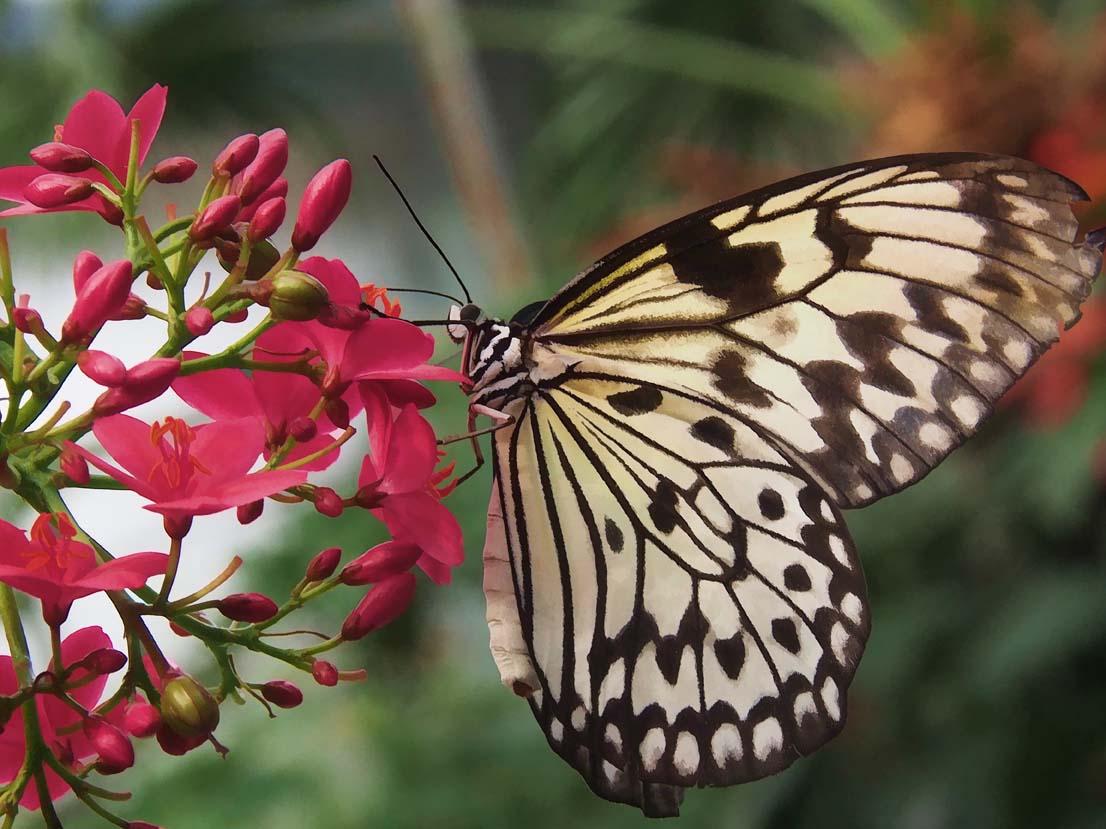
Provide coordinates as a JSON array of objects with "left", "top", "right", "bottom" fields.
[
  {"left": 22, "top": 349, "right": 65, "bottom": 386},
  {"left": 133, "top": 215, "right": 174, "bottom": 288},
  {"left": 156, "top": 536, "right": 184, "bottom": 607},
  {"left": 266, "top": 396, "right": 327, "bottom": 468},
  {"left": 0, "top": 228, "right": 13, "bottom": 315},
  {"left": 275, "top": 427, "right": 355, "bottom": 472},
  {"left": 181, "top": 355, "right": 309, "bottom": 378},
  {"left": 204, "top": 237, "right": 253, "bottom": 310},
  {"left": 90, "top": 160, "right": 125, "bottom": 194},
  {"left": 0, "top": 584, "right": 63, "bottom": 829},
  {"left": 295, "top": 635, "right": 343, "bottom": 658},
  {"left": 49, "top": 623, "right": 62, "bottom": 672},
  {"left": 257, "top": 578, "right": 339, "bottom": 632},
  {"left": 152, "top": 215, "right": 194, "bottom": 243},
  {"left": 163, "top": 556, "right": 243, "bottom": 610}
]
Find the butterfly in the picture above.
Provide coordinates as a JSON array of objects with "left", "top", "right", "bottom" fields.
[{"left": 443, "top": 153, "right": 1104, "bottom": 817}]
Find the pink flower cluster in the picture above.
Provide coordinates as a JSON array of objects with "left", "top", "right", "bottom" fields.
[{"left": 0, "top": 85, "right": 467, "bottom": 827}]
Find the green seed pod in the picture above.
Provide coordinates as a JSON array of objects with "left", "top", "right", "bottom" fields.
[
  {"left": 160, "top": 675, "right": 220, "bottom": 738},
  {"left": 267, "top": 270, "right": 330, "bottom": 322}
]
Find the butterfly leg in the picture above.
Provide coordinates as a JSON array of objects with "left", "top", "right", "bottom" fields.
[{"left": 438, "top": 404, "right": 515, "bottom": 488}]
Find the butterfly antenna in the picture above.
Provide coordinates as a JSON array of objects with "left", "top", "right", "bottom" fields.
[
  {"left": 373, "top": 155, "right": 473, "bottom": 304},
  {"left": 385, "top": 287, "right": 466, "bottom": 304}
]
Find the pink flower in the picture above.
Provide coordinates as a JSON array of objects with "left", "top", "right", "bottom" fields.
[
  {"left": 65, "top": 414, "right": 306, "bottom": 520},
  {"left": 151, "top": 155, "right": 198, "bottom": 184},
  {"left": 70, "top": 251, "right": 145, "bottom": 326},
  {"left": 172, "top": 334, "right": 342, "bottom": 472},
  {"left": 357, "top": 385, "right": 462, "bottom": 584},
  {"left": 341, "top": 572, "right": 417, "bottom": 640},
  {"left": 0, "top": 85, "right": 167, "bottom": 217},
  {"left": 0, "top": 514, "right": 167, "bottom": 624},
  {"left": 212, "top": 133, "right": 259, "bottom": 177},
  {"left": 61, "top": 259, "right": 133, "bottom": 344},
  {"left": 234, "top": 128, "right": 288, "bottom": 205},
  {"left": 0, "top": 627, "right": 128, "bottom": 808}
]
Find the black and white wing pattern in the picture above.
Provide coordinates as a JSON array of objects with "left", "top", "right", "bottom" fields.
[{"left": 482, "top": 154, "right": 1104, "bottom": 816}]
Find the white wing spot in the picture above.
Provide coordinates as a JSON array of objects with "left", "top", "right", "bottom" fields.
[
  {"left": 604, "top": 723, "right": 622, "bottom": 752},
  {"left": 674, "top": 731, "right": 700, "bottom": 775},
  {"left": 997, "top": 174, "right": 1028, "bottom": 188},
  {"left": 1002, "top": 338, "right": 1033, "bottom": 370},
  {"left": 793, "top": 691, "right": 817, "bottom": 726},
  {"left": 951, "top": 395, "right": 985, "bottom": 428},
  {"left": 819, "top": 500, "right": 835, "bottom": 522},
  {"left": 821, "top": 677, "right": 841, "bottom": 721},
  {"left": 752, "top": 718, "right": 784, "bottom": 761},
  {"left": 828, "top": 535, "right": 849, "bottom": 567},
  {"left": 853, "top": 483, "right": 873, "bottom": 501},
  {"left": 602, "top": 760, "right": 620, "bottom": 783},
  {"left": 841, "top": 592, "right": 863, "bottom": 626},
  {"left": 571, "top": 706, "right": 586, "bottom": 732},
  {"left": 640, "top": 728, "right": 667, "bottom": 772},
  {"left": 830, "top": 621, "right": 850, "bottom": 665},
  {"left": 918, "top": 421, "right": 953, "bottom": 451},
  {"left": 711, "top": 205, "right": 751, "bottom": 231},
  {"left": 710, "top": 723, "right": 743, "bottom": 767},
  {"left": 550, "top": 718, "right": 564, "bottom": 743},
  {"left": 889, "top": 453, "right": 913, "bottom": 484}
]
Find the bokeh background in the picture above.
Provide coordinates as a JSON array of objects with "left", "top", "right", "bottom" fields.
[{"left": 2, "top": 0, "right": 1106, "bottom": 826}]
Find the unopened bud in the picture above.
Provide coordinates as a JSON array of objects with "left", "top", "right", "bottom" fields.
[
  {"left": 217, "top": 592, "right": 279, "bottom": 623},
  {"left": 324, "top": 397, "right": 350, "bottom": 429},
  {"left": 11, "top": 295, "right": 43, "bottom": 335},
  {"left": 95, "top": 195, "right": 125, "bottom": 226},
  {"left": 29, "top": 142, "right": 94, "bottom": 173},
  {"left": 152, "top": 156, "right": 198, "bottom": 184},
  {"left": 266, "top": 270, "right": 330, "bottom": 322},
  {"left": 247, "top": 197, "right": 286, "bottom": 242},
  {"left": 184, "top": 306, "right": 215, "bottom": 336},
  {"left": 314, "top": 487, "right": 344, "bottom": 518},
  {"left": 291, "top": 159, "right": 352, "bottom": 252},
  {"left": 62, "top": 259, "right": 133, "bottom": 343},
  {"left": 305, "top": 547, "right": 341, "bottom": 582},
  {"left": 160, "top": 675, "right": 220, "bottom": 738},
  {"left": 60, "top": 450, "right": 90, "bottom": 485},
  {"left": 340, "top": 572, "right": 417, "bottom": 641},
  {"left": 189, "top": 194, "right": 241, "bottom": 243},
  {"left": 225, "top": 308, "right": 249, "bottom": 323},
  {"left": 93, "top": 358, "right": 180, "bottom": 416},
  {"left": 353, "top": 481, "right": 382, "bottom": 510},
  {"left": 312, "top": 660, "right": 339, "bottom": 687},
  {"left": 155, "top": 724, "right": 206, "bottom": 756},
  {"left": 213, "top": 133, "right": 259, "bottom": 177},
  {"left": 123, "top": 702, "right": 161, "bottom": 738},
  {"left": 81, "top": 648, "right": 127, "bottom": 675},
  {"left": 71, "top": 250, "right": 103, "bottom": 290},
  {"left": 77, "top": 350, "right": 127, "bottom": 387},
  {"left": 260, "top": 680, "right": 303, "bottom": 709},
  {"left": 238, "top": 128, "right": 288, "bottom": 204},
  {"left": 339, "top": 541, "right": 421, "bottom": 586},
  {"left": 237, "top": 500, "right": 264, "bottom": 525},
  {"left": 288, "top": 416, "right": 317, "bottom": 442},
  {"left": 83, "top": 717, "right": 134, "bottom": 774},
  {"left": 24, "top": 173, "right": 93, "bottom": 208}
]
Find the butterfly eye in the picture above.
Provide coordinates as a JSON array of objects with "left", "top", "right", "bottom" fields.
[
  {"left": 448, "top": 303, "right": 485, "bottom": 343},
  {"left": 446, "top": 304, "right": 468, "bottom": 343}
]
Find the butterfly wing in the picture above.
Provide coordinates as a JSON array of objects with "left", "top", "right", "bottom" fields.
[
  {"left": 484, "top": 153, "right": 1104, "bottom": 815},
  {"left": 488, "top": 383, "right": 868, "bottom": 816},
  {"left": 531, "top": 153, "right": 1104, "bottom": 506}
]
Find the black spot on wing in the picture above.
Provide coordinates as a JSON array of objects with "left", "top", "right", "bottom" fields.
[
  {"left": 783, "top": 564, "right": 812, "bottom": 592},
  {"left": 607, "top": 385, "right": 663, "bottom": 415},
  {"left": 604, "top": 517, "right": 624, "bottom": 553},
  {"left": 691, "top": 416, "right": 736, "bottom": 454},
  {"left": 711, "top": 350, "right": 773, "bottom": 408},
  {"left": 669, "top": 237, "right": 785, "bottom": 316},
  {"left": 757, "top": 488, "right": 785, "bottom": 520},
  {"left": 771, "top": 618, "right": 801, "bottom": 654},
  {"left": 648, "top": 478, "right": 680, "bottom": 534}
]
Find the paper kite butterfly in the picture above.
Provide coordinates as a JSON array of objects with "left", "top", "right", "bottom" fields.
[{"left": 442, "top": 153, "right": 1104, "bottom": 817}]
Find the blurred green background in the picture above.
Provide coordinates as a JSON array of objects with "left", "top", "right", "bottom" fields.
[{"left": 3, "top": 0, "right": 1106, "bottom": 826}]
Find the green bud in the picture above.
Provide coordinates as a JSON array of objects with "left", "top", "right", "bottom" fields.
[
  {"left": 268, "top": 270, "right": 330, "bottom": 322},
  {"left": 160, "top": 675, "right": 220, "bottom": 738}
]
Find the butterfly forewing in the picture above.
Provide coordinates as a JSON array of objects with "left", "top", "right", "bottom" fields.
[{"left": 482, "top": 153, "right": 1104, "bottom": 816}]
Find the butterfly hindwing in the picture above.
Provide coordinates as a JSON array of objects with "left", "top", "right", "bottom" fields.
[
  {"left": 488, "top": 378, "right": 869, "bottom": 815},
  {"left": 532, "top": 153, "right": 1104, "bottom": 506}
]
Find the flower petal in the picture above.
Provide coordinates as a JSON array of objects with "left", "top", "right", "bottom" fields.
[
  {"left": 44, "top": 627, "right": 113, "bottom": 726},
  {"left": 381, "top": 405, "right": 437, "bottom": 494},
  {"left": 91, "top": 414, "right": 163, "bottom": 479},
  {"left": 71, "top": 552, "right": 169, "bottom": 591},
  {"left": 253, "top": 370, "right": 322, "bottom": 432},
  {"left": 0, "top": 165, "right": 41, "bottom": 202},
  {"left": 271, "top": 433, "right": 342, "bottom": 472},
  {"left": 298, "top": 256, "right": 361, "bottom": 305},
  {"left": 344, "top": 318, "right": 435, "bottom": 380},
  {"left": 359, "top": 382, "right": 392, "bottom": 474},
  {"left": 64, "top": 440, "right": 157, "bottom": 501},
  {"left": 172, "top": 354, "right": 261, "bottom": 421},
  {"left": 381, "top": 491, "right": 464, "bottom": 570},
  {"left": 127, "top": 84, "right": 169, "bottom": 165},
  {"left": 0, "top": 520, "right": 29, "bottom": 566},
  {"left": 0, "top": 566, "right": 66, "bottom": 606},
  {"left": 148, "top": 469, "right": 307, "bottom": 516},
  {"left": 189, "top": 418, "right": 266, "bottom": 484},
  {"left": 60, "top": 90, "right": 126, "bottom": 175}
]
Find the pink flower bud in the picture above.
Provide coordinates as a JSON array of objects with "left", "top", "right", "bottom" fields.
[
  {"left": 312, "top": 660, "right": 339, "bottom": 687},
  {"left": 95, "top": 195, "right": 125, "bottom": 226},
  {"left": 30, "top": 142, "right": 94, "bottom": 173},
  {"left": 238, "top": 176, "right": 289, "bottom": 222},
  {"left": 238, "top": 128, "right": 289, "bottom": 204},
  {"left": 81, "top": 648, "right": 127, "bottom": 675},
  {"left": 124, "top": 702, "right": 161, "bottom": 738},
  {"left": 341, "top": 572, "right": 417, "bottom": 641},
  {"left": 314, "top": 487, "right": 344, "bottom": 518},
  {"left": 214, "top": 133, "right": 260, "bottom": 177},
  {"left": 93, "top": 358, "right": 180, "bottom": 416},
  {"left": 71, "top": 250, "right": 103, "bottom": 291},
  {"left": 339, "top": 541, "right": 421, "bottom": 586},
  {"left": 185, "top": 306, "right": 215, "bottom": 336},
  {"left": 288, "top": 416, "right": 317, "bottom": 442},
  {"left": 83, "top": 717, "right": 134, "bottom": 774},
  {"left": 247, "top": 197, "right": 286, "bottom": 242},
  {"left": 324, "top": 397, "right": 350, "bottom": 429},
  {"left": 11, "top": 295, "right": 43, "bottom": 335},
  {"left": 237, "top": 499, "right": 264, "bottom": 525},
  {"left": 60, "top": 450, "right": 90, "bottom": 485},
  {"left": 24, "top": 173, "right": 94, "bottom": 208},
  {"left": 217, "top": 592, "right": 279, "bottom": 623},
  {"left": 152, "top": 156, "right": 198, "bottom": 184},
  {"left": 291, "top": 159, "right": 352, "bottom": 252},
  {"left": 189, "top": 194, "right": 242, "bottom": 243},
  {"left": 155, "top": 724, "right": 206, "bottom": 756},
  {"left": 305, "top": 547, "right": 341, "bottom": 582},
  {"left": 260, "top": 680, "right": 303, "bottom": 709},
  {"left": 116, "top": 293, "right": 148, "bottom": 320},
  {"left": 61, "top": 259, "right": 133, "bottom": 343},
  {"left": 353, "top": 482, "right": 383, "bottom": 510},
  {"left": 78, "top": 350, "right": 127, "bottom": 387},
  {"left": 225, "top": 308, "right": 249, "bottom": 323}
]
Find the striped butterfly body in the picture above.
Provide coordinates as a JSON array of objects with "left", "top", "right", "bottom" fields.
[{"left": 458, "top": 153, "right": 1104, "bottom": 817}]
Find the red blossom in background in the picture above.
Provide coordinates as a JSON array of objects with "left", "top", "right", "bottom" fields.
[
  {"left": 1003, "top": 297, "right": 1106, "bottom": 427},
  {"left": 0, "top": 627, "right": 128, "bottom": 808},
  {"left": 0, "top": 515, "right": 167, "bottom": 624},
  {"left": 357, "top": 385, "right": 463, "bottom": 584},
  {"left": 0, "top": 85, "right": 166, "bottom": 217},
  {"left": 66, "top": 415, "right": 306, "bottom": 521}
]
